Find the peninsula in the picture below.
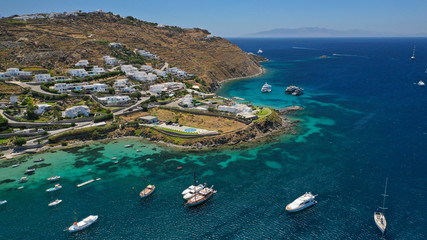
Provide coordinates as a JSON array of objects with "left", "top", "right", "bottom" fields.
[{"left": 0, "top": 11, "right": 297, "bottom": 160}]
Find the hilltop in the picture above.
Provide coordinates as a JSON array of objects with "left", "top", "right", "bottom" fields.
[{"left": 0, "top": 11, "right": 264, "bottom": 90}]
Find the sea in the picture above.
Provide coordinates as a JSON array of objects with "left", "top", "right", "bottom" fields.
[{"left": 0, "top": 38, "right": 426, "bottom": 240}]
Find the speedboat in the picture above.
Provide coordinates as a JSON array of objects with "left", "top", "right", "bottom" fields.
[
  {"left": 11, "top": 163, "right": 20, "bottom": 168},
  {"left": 418, "top": 80, "right": 425, "bottom": 86},
  {"left": 48, "top": 199, "right": 62, "bottom": 207},
  {"left": 46, "top": 184, "right": 62, "bottom": 192},
  {"left": 124, "top": 144, "right": 133, "bottom": 148},
  {"left": 17, "top": 186, "right": 24, "bottom": 190},
  {"left": 186, "top": 186, "right": 216, "bottom": 207},
  {"left": 0, "top": 200, "right": 7, "bottom": 205},
  {"left": 68, "top": 215, "right": 98, "bottom": 233},
  {"left": 18, "top": 177, "right": 29, "bottom": 183},
  {"left": 261, "top": 82, "right": 272, "bottom": 93},
  {"left": 47, "top": 176, "right": 61, "bottom": 181},
  {"left": 140, "top": 185, "right": 155, "bottom": 198},
  {"left": 286, "top": 192, "right": 317, "bottom": 212},
  {"left": 34, "top": 158, "right": 45, "bottom": 163},
  {"left": 25, "top": 169, "right": 36, "bottom": 174}
]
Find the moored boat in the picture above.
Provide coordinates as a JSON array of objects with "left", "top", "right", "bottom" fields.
[
  {"left": 186, "top": 186, "right": 216, "bottom": 207},
  {"left": 17, "top": 186, "right": 24, "bottom": 190},
  {"left": 46, "top": 184, "right": 62, "bottom": 192},
  {"left": 0, "top": 200, "right": 7, "bottom": 205},
  {"left": 140, "top": 185, "right": 155, "bottom": 198},
  {"left": 18, "top": 177, "right": 29, "bottom": 183},
  {"left": 25, "top": 169, "right": 36, "bottom": 174},
  {"left": 182, "top": 184, "right": 204, "bottom": 200},
  {"left": 68, "top": 215, "right": 98, "bottom": 233},
  {"left": 285, "top": 85, "right": 304, "bottom": 96},
  {"left": 261, "top": 82, "right": 272, "bottom": 93},
  {"left": 374, "top": 178, "right": 388, "bottom": 234},
  {"left": 34, "top": 158, "right": 45, "bottom": 163},
  {"left": 47, "top": 176, "right": 61, "bottom": 181},
  {"left": 417, "top": 80, "right": 425, "bottom": 86},
  {"left": 124, "top": 144, "right": 133, "bottom": 148},
  {"left": 286, "top": 192, "right": 317, "bottom": 212},
  {"left": 12, "top": 163, "right": 20, "bottom": 168},
  {"left": 48, "top": 199, "right": 62, "bottom": 207}
]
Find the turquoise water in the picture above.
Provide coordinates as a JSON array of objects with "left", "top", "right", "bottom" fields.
[{"left": 1, "top": 38, "right": 426, "bottom": 239}]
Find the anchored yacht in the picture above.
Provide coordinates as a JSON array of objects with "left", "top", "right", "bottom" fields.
[
  {"left": 68, "top": 215, "right": 98, "bottom": 233},
  {"left": 417, "top": 80, "right": 425, "bottom": 87},
  {"left": 374, "top": 178, "right": 388, "bottom": 234},
  {"left": 286, "top": 192, "right": 317, "bottom": 212},
  {"left": 261, "top": 82, "right": 272, "bottom": 93},
  {"left": 182, "top": 184, "right": 204, "bottom": 200},
  {"left": 46, "top": 184, "right": 62, "bottom": 192},
  {"left": 186, "top": 186, "right": 216, "bottom": 207}
]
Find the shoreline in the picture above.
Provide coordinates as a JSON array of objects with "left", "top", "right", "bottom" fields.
[{"left": 218, "top": 66, "right": 266, "bottom": 85}]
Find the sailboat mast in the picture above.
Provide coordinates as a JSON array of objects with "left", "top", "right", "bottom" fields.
[{"left": 380, "top": 177, "right": 388, "bottom": 213}]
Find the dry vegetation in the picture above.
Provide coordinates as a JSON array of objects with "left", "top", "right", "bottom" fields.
[{"left": 0, "top": 81, "right": 23, "bottom": 94}]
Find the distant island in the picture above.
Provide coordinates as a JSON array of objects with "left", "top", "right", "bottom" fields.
[{"left": 244, "top": 27, "right": 427, "bottom": 38}]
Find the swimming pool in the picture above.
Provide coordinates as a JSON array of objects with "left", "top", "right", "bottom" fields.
[{"left": 184, "top": 128, "right": 197, "bottom": 133}]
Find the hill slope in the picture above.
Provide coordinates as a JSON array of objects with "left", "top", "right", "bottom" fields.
[{"left": 0, "top": 12, "right": 263, "bottom": 90}]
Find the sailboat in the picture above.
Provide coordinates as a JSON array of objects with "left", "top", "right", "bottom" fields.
[
  {"left": 257, "top": 48, "right": 263, "bottom": 54},
  {"left": 411, "top": 45, "right": 415, "bottom": 60},
  {"left": 374, "top": 177, "right": 388, "bottom": 234}
]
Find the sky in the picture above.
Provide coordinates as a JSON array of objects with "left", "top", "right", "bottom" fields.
[{"left": 1, "top": 0, "right": 426, "bottom": 37}]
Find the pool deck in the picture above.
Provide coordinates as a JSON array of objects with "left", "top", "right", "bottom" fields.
[{"left": 143, "top": 123, "right": 218, "bottom": 135}]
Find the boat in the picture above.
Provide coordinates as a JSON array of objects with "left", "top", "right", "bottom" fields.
[
  {"left": 186, "top": 186, "right": 216, "bottom": 207},
  {"left": 17, "top": 186, "right": 24, "bottom": 190},
  {"left": 25, "top": 169, "right": 36, "bottom": 174},
  {"left": 47, "top": 176, "right": 61, "bottom": 181},
  {"left": 411, "top": 45, "right": 416, "bottom": 60},
  {"left": 261, "top": 82, "right": 272, "bottom": 93},
  {"left": 0, "top": 200, "right": 7, "bottom": 205},
  {"left": 11, "top": 163, "right": 20, "bottom": 168},
  {"left": 140, "top": 185, "right": 156, "bottom": 198},
  {"left": 136, "top": 150, "right": 142, "bottom": 152},
  {"left": 113, "top": 161, "right": 119, "bottom": 164},
  {"left": 34, "top": 158, "right": 45, "bottom": 163},
  {"left": 124, "top": 144, "right": 133, "bottom": 148},
  {"left": 285, "top": 192, "right": 317, "bottom": 212},
  {"left": 48, "top": 199, "right": 62, "bottom": 207},
  {"left": 417, "top": 80, "right": 425, "bottom": 86},
  {"left": 18, "top": 177, "right": 29, "bottom": 183},
  {"left": 285, "top": 85, "right": 304, "bottom": 96},
  {"left": 374, "top": 178, "right": 388, "bottom": 234},
  {"left": 177, "top": 166, "right": 183, "bottom": 170},
  {"left": 68, "top": 215, "right": 98, "bottom": 233},
  {"left": 182, "top": 184, "right": 205, "bottom": 200},
  {"left": 111, "top": 157, "right": 117, "bottom": 160},
  {"left": 257, "top": 48, "right": 263, "bottom": 54},
  {"left": 46, "top": 184, "right": 62, "bottom": 192}
]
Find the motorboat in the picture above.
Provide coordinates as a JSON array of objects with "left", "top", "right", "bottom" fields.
[
  {"left": 18, "top": 177, "right": 29, "bottom": 183},
  {"left": 411, "top": 45, "right": 415, "bottom": 60},
  {"left": 25, "top": 169, "right": 36, "bottom": 174},
  {"left": 17, "top": 186, "right": 24, "bottom": 190},
  {"left": 285, "top": 85, "right": 304, "bottom": 96},
  {"left": 136, "top": 150, "right": 142, "bottom": 152},
  {"left": 374, "top": 178, "right": 388, "bottom": 234},
  {"left": 111, "top": 157, "right": 117, "bottom": 160},
  {"left": 0, "top": 200, "right": 7, "bottom": 205},
  {"left": 34, "top": 158, "right": 45, "bottom": 163},
  {"left": 46, "top": 184, "right": 62, "bottom": 192},
  {"left": 186, "top": 186, "right": 216, "bottom": 207},
  {"left": 286, "top": 192, "right": 317, "bottom": 212},
  {"left": 261, "top": 82, "right": 272, "bottom": 93},
  {"left": 11, "top": 163, "right": 20, "bottom": 168},
  {"left": 68, "top": 215, "right": 98, "bottom": 233},
  {"left": 48, "top": 199, "right": 62, "bottom": 207},
  {"left": 124, "top": 144, "right": 133, "bottom": 148},
  {"left": 47, "top": 176, "right": 61, "bottom": 182},
  {"left": 417, "top": 80, "right": 425, "bottom": 86},
  {"left": 140, "top": 185, "right": 155, "bottom": 198}
]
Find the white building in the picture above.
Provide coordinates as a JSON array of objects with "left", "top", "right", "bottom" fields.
[
  {"left": 166, "top": 67, "right": 187, "bottom": 78},
  {"left": 153, "top": 69, "right": 167, "bottom": 78},
  {"left": 108, "top": 43, "right": 122, "bottom": 48},
  {"left": 136, "top": 50, "right": 159, "bottom": 60},
  {"left": 141, "top": 65, "right": 153, "bottom": 72},
  {"left": 52, "top": 76, "right": 72, "bottom": 81},
  {"left": 82, "top": 83, "right": 108, "bottom": 92},
  {"left": 179, "top": 95, "right": 193, "bottom": 108},
  {"left": 6, "top": 68, "right": 31, "bottom": 76},
  {"left": 113, "top": 79, "right": 135, "bottom": 93},
  {"left": 35, "top": 104, "right": 51, "bottom": 115},
  {"left": 103, "top": 56, "right": 117, "bottom": 65},
  {"left": 218, "top": 104, "right": 254, "bottom": 114},
  {"left": 10, "top": 95, "right": 18, "bottom": 104},
  {"left": 0, "top": 72, "right": 9, "bottom": 79},
  {"left": 62, "top": 105, "right": 90, "bottom": 118},
  {"left": 68, "top": 69, "right": 88, "bottom": 78},
  {"left": 34, "top": 74, "right": 52, "bottom": 82},
  {"left": 149, "top": 82, "right": 185, "bottom": 95},
  {"left": 92, "top": 66, "right": 106, "bottom": 75},
  {"left": 121, "top": 65, "right": 138, "bottom": 74},
  {"left": 98, "top": 96, "right": 131, "bottom": 105},
  {"left": 75, "top": 60, "right": 89, "bottom": 67}
]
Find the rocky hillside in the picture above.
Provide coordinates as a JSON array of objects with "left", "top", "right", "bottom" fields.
[{"left": 0, "top": 11, "right": 263, "bottom": 90}]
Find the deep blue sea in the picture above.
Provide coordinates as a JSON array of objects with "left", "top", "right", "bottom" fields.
[{"left": 1, "top": 38, "right": 426, "bottom": 239}]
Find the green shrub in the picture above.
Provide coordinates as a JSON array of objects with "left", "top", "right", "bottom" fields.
[
  {"left": 14, "top": 137, "right": 27, "bottom": 146},
  {"left": 94, "top": 113, "right": 113, "bottom": 123}
]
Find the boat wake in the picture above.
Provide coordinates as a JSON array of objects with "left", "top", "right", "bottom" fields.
[
  {"left": 292, "top": 46, "right": 319, "bottom": 50},
  {"left": 332, "top": 53, "right": 368, "bottom": 58}
]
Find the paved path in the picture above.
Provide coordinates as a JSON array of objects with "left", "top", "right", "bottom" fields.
[
  {"left": 8, "top": 81, "right": 59, "bottom": 95},
  {"left": 113, "top": 96, "right": 149, "bottom": 115}
]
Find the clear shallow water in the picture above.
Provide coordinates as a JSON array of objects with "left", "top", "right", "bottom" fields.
[{"left": 1, "top": 38, "right": 427, "bottom": 239}]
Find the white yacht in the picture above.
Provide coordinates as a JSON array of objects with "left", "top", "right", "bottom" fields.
[
  {"left": 68, "top": 215, "right": 98, "bottom": 233},
  {"left": 182, "top": 184, "right": 204, "bottom": 200},
  {"left": 18, "top": 177, "right": 29, "bottom": 183},
  {"left": 47, "top": 176, "right": 61, "bottom": 181},
  {"left": 11, "top": 163, "right": 20, "bottom": 168},
  {"left": 417, "top": 80, "right": 425, "bottom": 87},
  {"left": 48, "top": 199, "right": 62, "bottom": 207},
  {"left": 257, "top": 49, "right": 263, "bottom": 54},
  {"left": 261, "top": 82, "right": 272, "bottom": 93},
  {"left": 0, "top": 200, "right": 7, "bottom": 205},
  {"left": 46, "top": 184, "right": 62, "bottom": 192},
  {"left": 374, "top": 178, "right": 388, "bottom": 234},
  {"left": 411, "top": 45, "right": 416, "bottom": 60},
  {"left": 286, "top": 192, "right": 317, "bottom": 212}
]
